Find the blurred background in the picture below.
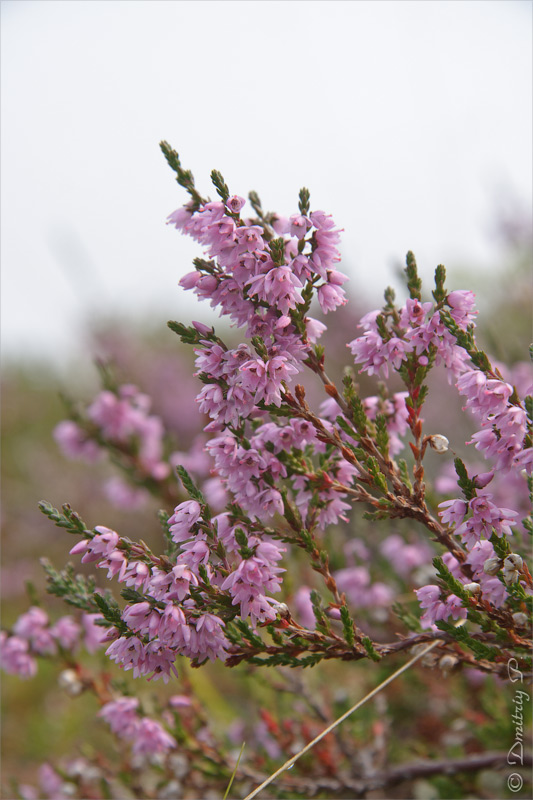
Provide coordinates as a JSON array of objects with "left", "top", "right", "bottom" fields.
[
  {"left": 1, "top": 1, "right": 532, "bottom": 797},
  {"left": 1, "top": 0, "right": 531, "bottom": 371}
]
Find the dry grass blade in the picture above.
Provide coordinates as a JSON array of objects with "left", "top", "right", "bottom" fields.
[{"left": 242, "top": 640, "right": 440, "bottom": 800}]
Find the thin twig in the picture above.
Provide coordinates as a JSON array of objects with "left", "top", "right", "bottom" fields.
[{"left": 242, "top": 640, "right": 440, "bottom": 799}]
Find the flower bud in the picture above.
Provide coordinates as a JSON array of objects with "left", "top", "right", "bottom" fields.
[
  {"left": 504, "top": 554, "right": 523, "bottom": 571},
  {"left": 226, "top": 195, "right": 245, "bottom": 214},
  {"left": 503, "top": 570, "right": 520, "bottom": 586},
  {"left": 463, "top": 582, "right": 481, "bottom": 595},
  {"left": 428, "top": 435, "right": 449, "bottom": 453},
  {"left": 275, "top": 603, "right": 290, "bottom": 619},
  {"left": 483, "top": 557, "right": 501, "bottom": 576},
  {"left": 439, "top": 654, "right": 459, "bottom": 673},
  {"left": 512, "top": 612, "right": 529, "bottom": 628},
  {"left": 192, "top": 320, "right": 213, "bottom": 336},
  {"left": 473, "top": 471, "right": 494, "bottom": 489},
  {"left": 58, "top": 668, "right": 83, "bottom": 696}
]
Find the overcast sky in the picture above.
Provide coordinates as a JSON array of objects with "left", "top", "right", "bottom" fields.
[{"left": 1, "top": 0, "right": 531, "bottom": 370}]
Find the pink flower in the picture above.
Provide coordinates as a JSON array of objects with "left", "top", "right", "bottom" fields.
[
  {"left": 98, "top": 697, "right": 139, "bottom": 736},
  {"left": 166, "top": 206, "right": 192, "bottom": 230},
  {"left": 158, "top": 605, "right": 191, "bottom": 649},
  {"left": 104, "top": 477, "right": 149, "bottom": 510},
  {"left": 184, "top": 613, "right": 228, "bottom": 663},
  {"left": 226, "top": 195, "right": 246, "bottom": 214},
  {"left": 292, "top": 586, "right": 316, "bottom": 629},
  {"left": 169, "top": 500, "right": 202, "bottom": 543},
  {"left": 70, "top": 528, "right": 120, "bottom": 564},
  {"left": 38, "top": 765, "right": 66, "bottom": 800},
  {"left": 0, "top": 633, "right": 37, "bottom": 678},
  {"left": 169, "top": 694, "right": 192, "bottom": 709},
  {"left": 53, "top": 420, "right": 102, "bottom": 463},
  {"left": 131, "top": 718, "right": 176, "bottom": 757},
  {"left": 81, "top": 613, "right": 108, "bottom": 653},
  {"left": 289, "top": 214, "right": 310, "bottom": 240},
  {"left": 49, "top": 616, "right": 81, "bottom": 651},
  {"left": 317, "top": 282, "right": 346, "bottom": 313},
  {"left": 438, "top": 499, "right": 467, "bottom": 526}
]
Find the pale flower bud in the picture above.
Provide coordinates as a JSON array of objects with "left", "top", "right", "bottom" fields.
[
  {"left": 503, "top": 569, "right": 520, "bottom": 586},
  {"left": 275, "top": 603, "right": 290, "bottom": 619},
  {"left": 512, "top": 612, "right": 529, "bottom": 628},
  {"left": 439, "top": 654, "right": 459, "bottom": 673},
  {"left": 504, "top": 554, "right": 523, "bottom": 571},
  {"left": 58, "top": 668, "right": 83, "bottom": 696},
  {"left": 483, "top": 557, "right": 501, "bottom": 576},
  {"left": 428, "top": 435, "right": 449, "bottom": 454},
  {"left": 463, "top": 582, "right": 481, "bottom": 595}
]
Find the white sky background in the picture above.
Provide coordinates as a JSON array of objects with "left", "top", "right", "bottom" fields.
[{"left": 1, "top": 0, "right": 532, "bottom": 371}]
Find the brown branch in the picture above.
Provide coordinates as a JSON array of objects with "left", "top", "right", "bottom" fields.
[{"left": 235, "top": 750, "right": 532, "bottom": 798}]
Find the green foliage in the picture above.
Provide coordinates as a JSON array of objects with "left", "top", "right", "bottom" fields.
[
  {"left": 159, "top": 141, "right": 204, "bottom": 208},
  {"left": 248, "top": 190, "right": 262, "bottom": 218},
  {"left": 269, "top": 237, "right": 286, "bottom": 266},
  {"left": 310, "top": 589, "right": 331, "bottom": 635},
  {"left": 40, "top": 559, "right": 97, "bottom": 612},
  {"left": 433, "top": 556, "right": 469, "bottom": 601},
  {"left": 384, "top": 285, "right": 396, "bottom": 309},
  {"left": 38, "top": 501, "right": 91, "bottom": 537},
  {"left": 234, "top": 527, "right": 256, "bottom": 560},
  {"left": 361, "top": 635, "right": 382, "bottom": 661},
  {"left": 210, "top": 169, "right": 230, "bottom": 203},
  {"left": 440, "top": 310, "right": 493, "bottom": 373},
  {"left": 340, "top": 604, "right": 355, "bottom": 646},
  {"left": 342, "top": 374, "right": 369, "bottom": 434},
  {"left": 453, "top": 458, "right": 477, "bottom": 501},
  {"left": 167, "top": 320, "right": 201, "bottom": 345},
  {"left": 175, "top": 465, "right": 206, "bottom": 504},
  {"left": 366, "top": 456, "right": 388, "bottom": 493},
  {"left": 336, "top": 415, "right": 358, "bottom": 440},
  {"left": 298, "top": 187, "right": 310, "bottom": 216},
  {"left": 92, "top": 593, "right": 128, "bottom": 635},
  {"left": 405, "top": 251, "right": 422, "bottom": 300},
  {"left": 432, "top": 264, "right": 447, "bottom": 303},
  {"left": 435, "top": 621, "right": 499, "bottom": 661},
  {"left": 375, "top": 414, "right": 389, "bottom": 458},
  {"left": 392, "top": 602, "right": 423, "bottom": 633},
  {"left": 398, "top": 459, "right": 413, "bottom": 492}
]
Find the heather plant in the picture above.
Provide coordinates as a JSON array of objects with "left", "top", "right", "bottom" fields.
[{"left": 1, "top": 144, "right": 532, "bottom": 799}]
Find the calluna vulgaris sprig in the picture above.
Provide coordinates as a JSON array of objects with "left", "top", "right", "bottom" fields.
[{"left": 2, "top": 144, "right": 532, "bottom": 799}]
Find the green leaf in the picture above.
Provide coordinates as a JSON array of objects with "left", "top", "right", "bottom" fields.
[
  {"left": 159, "top": 141, "right": 204, "bottom": 207},
  {"left": 298, "top": 187, "right": 310, "bottom": 216},
  {"left": 340, "top": 605, "right": 355, "bottom": 646},
  {"left": 432, "top": 264, "right": 447, "bottom": 303},
  {"left": 392, "top": 602, "right": 422, "bottom": 632},
  {"left": 175, "top": 465, "right": 206, "bottom": 504},
  {"left": 398, "top": 459, "right": 413, "bottom": 492},
  {"left": 210, "top": 169, "right": 230, "bottom": 203},
  {"left": 405, "top": 251, "right": 422, "bottom": 300},
  {"left": 40, "top": 559, "right": 97, "bottom": 612},
  {"left": 38, "top": 501, "right": 92, "bottom": 536},
  {"left": 362, "top": 635, "right": 381, "bottom": 661},
  {"left": 454, "top": 458, "right": 477, "bottom": 501},
  {"left": 375, "top": 414, "right": 389, "bottom": 458}
]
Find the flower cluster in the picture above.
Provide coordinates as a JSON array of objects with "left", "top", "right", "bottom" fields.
[
  {"left": 1, "top": 607, "right": 105, "bottom": 678},
  {"left": 166, "top": 190, "right": 355, "bottom": 525},
  {"left": 347, "top": 292, "right": 475, "bottom": 382},
  {"left": 457, "top": 369, "right": 532, "bottom": 473},
  {"left": 98, "top": 696, "right": 176, "bottom": 758},
  {"left": 2, "top": 145, "right": 533, "bottom": 800},
  {"left": 54, "top": 384, "right": 171, "bottom": 509},
  {"left": 67, "top": 505, "right": 287, "bottom": 680}
]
